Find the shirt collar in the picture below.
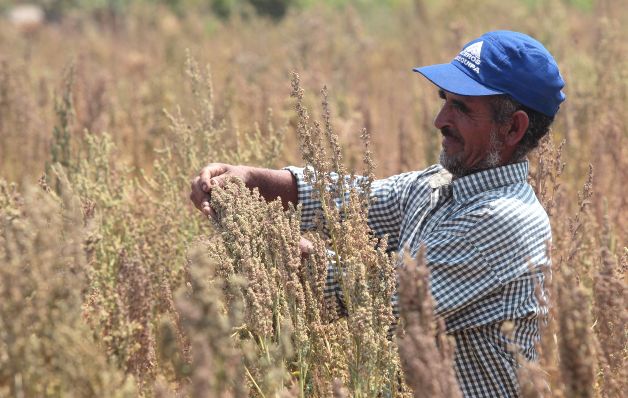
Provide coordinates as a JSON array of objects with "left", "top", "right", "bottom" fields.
[{"left": 450, "top": 161, "right": 529, "bottom": 203}]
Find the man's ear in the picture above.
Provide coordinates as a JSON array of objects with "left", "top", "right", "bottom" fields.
[{"left": 505, "top": 110, "right": 529, "bottom": 146}]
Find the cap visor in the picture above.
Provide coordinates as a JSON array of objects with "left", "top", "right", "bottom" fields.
[{"left": 413, "top": 63, "right": 502, "bottom": 96}]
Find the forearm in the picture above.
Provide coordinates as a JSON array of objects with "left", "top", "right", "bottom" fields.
[{"left": 243, "top": 166, "right": 298, "bottom": 209}]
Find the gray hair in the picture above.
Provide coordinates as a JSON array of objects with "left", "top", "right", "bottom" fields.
[{"left": 489, "top": 95, "right": 555, "bottom": 161}]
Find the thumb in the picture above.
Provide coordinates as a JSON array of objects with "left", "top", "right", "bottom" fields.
[
  {"left": 299, "top": 237, "right": 314, "bottom": 256},
  {"left": 199, "top": 164, "right": 228, "bottom": 192},
  {"left": 208, "top": 174, "right": 230, "bottom": 190},
  {"left": 201, "top": 174, "right": 227, "bottom": 193}
]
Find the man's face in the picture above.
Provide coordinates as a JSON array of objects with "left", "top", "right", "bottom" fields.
[{"left": 434, "top": 89, "right": 506, "bottom": 177}]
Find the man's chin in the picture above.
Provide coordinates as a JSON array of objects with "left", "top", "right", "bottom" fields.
[{"left": 439, "top": 151, "right": 468, "bottom": 178}]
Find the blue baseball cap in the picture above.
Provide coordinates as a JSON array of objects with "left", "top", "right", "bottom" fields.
[{"left": 413, "top": 31, "right": 565, "bottom": 117}]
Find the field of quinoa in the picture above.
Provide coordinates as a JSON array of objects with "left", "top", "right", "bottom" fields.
[{"left": 0, "top": 0, "right": 625, "bottom": 397}]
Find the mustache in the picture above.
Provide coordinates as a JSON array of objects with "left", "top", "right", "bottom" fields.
[{"left": 441, "top": 127, "right": 463, "bottom": 141}]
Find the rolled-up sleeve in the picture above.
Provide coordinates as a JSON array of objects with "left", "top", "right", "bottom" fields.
[
  {"left": 284, "top": 166, "right": 420, "bottom": 250},
  {"left": 283, "top": 166, "right": 322, "bottom": 231},
  {"left": 284, "top": 166, "right": 422, "bottom": 327},
  {"left": 366, "top": 172, "right": 419, "bottom": 251}
]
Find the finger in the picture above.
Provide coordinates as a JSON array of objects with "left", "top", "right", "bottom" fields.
[
  {"left": 199, "top": 164, "right": 226, "bottom": 192},
  {"left": 191, "top": 178, "right": 201, "bottom": 199},
  {"left": 299, "top": 237, "right": 314, "bottom": 257},
  {"left": 191, "top": 193, "right": 205, "bottom": 211},
  {"left": 201, "top": 178, "right": 216, "bottom": 192},
  {"left": 189, "top": 187, "right": 199, "bottom": 209},
  {"left": 209, "top": 175, "right": 228, "bottom": 189},
  {"left": 190, "top": 184, "right": 211, "bottom": 211},
  {"left": 201, "top": 200, "right": 212, "bottom": 214}
]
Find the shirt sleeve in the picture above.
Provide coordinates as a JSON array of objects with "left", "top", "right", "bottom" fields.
[
  {"left": 283, "top": 166, "right": 419, "bottom": 250},
  {"left": 283, "top": 166, "right": 322, "bottom": 230},
  {"left": 366, "top": 172, "right": 419, "bottom": 251},
  {"left": 283, "top": 166, "right": 421, "bottom": 333}
]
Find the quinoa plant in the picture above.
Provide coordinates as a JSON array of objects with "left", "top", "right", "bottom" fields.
[
  {"left": 0, "top": 172, "right": 136, "bottom": 397},
  {"left": 207, "top": 179, "right": 332, "bottom": 396},
  {"left": 0, "top": 2, "right": 626, "bottom": 396},
  {"left": 288, "top": 72, "right": 407, "bottom": 396}
]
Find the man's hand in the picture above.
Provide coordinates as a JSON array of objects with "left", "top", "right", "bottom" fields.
[
  {"left": 190, "top": 163, "right": 249, "bottom": 217},
  {"left": 190, "top": 163, "right": 298, "bottom": 217},
  {"left": 299, "top": 237, "right": 315, "bottom": 259}
]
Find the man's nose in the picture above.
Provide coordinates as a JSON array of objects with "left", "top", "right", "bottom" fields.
[{"left": 433, "top": 105, "right": 450, "bottom": 130}]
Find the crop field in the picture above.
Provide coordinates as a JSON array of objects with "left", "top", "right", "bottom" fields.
[{"left": 0, "top": 0, "right": 626, "bottom": 397}]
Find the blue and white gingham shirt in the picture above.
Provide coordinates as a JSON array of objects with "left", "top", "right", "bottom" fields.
[{"left": 285, "top": 161, "right": 550, "bottom": 398}]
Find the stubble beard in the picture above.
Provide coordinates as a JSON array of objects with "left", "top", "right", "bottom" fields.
[{"left": 439, "top": 129, "right": 503, "bottom": 178}]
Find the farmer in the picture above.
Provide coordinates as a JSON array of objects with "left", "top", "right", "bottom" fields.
[{"left": 190, "top": 30, "right": 565, "bottom": 397}]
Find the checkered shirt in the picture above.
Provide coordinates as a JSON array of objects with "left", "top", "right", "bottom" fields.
[{"left": 285, "top": 161, "right": 551, "bottom": 398}]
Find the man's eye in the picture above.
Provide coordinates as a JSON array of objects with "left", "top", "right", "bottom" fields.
[
  {"left": 438, "top": 91, "right": 469, "bottom": 114},
  {"left": 452, "top": 102, "right": 468, "bottom": 113}
]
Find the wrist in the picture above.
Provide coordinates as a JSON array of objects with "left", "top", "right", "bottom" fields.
[{"left": 238, "top": 165, "right": 256, "bottom": 188}]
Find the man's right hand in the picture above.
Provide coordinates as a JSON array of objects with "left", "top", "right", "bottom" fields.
[
  {"left": 190, "top": 163, "right": 249, "bottom": 217},
  {"left": 190, "top": 163, "right": 298, "bottom": 218}
]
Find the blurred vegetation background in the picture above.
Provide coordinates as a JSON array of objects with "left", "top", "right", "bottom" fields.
[
  {"left": 0, "top": 0, "right": 623, "bottom": 184},
  {"left": 1, "top": 0, "right": 625, "bottom": 242},
  {"left": 0, "top": 0, "right": 625, "bottom": 396}
]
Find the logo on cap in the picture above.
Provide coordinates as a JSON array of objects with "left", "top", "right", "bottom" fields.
[{"left": 454, "top": 41, "right": 483, "bottom": 74}]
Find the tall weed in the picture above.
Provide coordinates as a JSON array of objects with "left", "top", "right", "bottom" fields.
[{"left": 0, "top": 1, "right": 625, "bottom": 396}]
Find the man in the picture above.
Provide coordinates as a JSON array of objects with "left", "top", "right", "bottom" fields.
[{"left": 190, "top": 30, "right": 565, "bottom": 397}]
